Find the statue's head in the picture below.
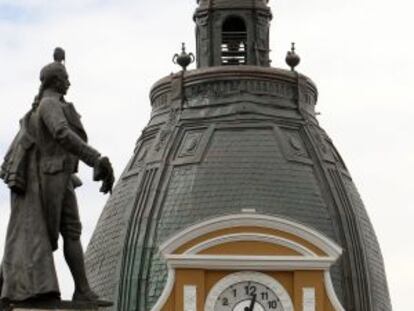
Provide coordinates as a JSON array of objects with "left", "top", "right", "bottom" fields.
[{"left": 39, "top": 47, "right": 70, "bottom": 95}]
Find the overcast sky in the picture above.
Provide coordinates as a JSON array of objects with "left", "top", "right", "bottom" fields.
[{"left": 0, "top": 0, "right": 412, "bottom": 309}]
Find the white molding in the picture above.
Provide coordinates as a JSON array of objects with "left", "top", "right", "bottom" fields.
[
  {"left": 160, "top": 214, "right": 342, "bottom": 258},
  {"left": 204, "top": 271, "right": 294, "bottom": 311},
  {"left": 184, "top": 285, "right": 197, "bottom": 311},
  {"left": 151, "top": 267, "right": 175, "bottom": 311},
  {"left": 165, "top": 254, "right": 337, "bottom": 271},
  {"left": 324, "top": 271, "right": 346, "bottom": 311},
  {"left": 151, "top": 215, "right": 344, "bottom": 311},
  {"left": 303, "top": 287, "right": 316, "bottom": 311},
  {"left": 185, "top": 233, "right": 317, "bottom": 256}
]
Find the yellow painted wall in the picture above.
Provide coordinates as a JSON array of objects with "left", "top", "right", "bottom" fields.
[
  {"left": 199, "top": 240, "right": 301, "bottom": 256},
  {"left": 174, "top": 226, "right": 327, "bottom": 256},
  {"left": 161, "top": 269, "right": 336, "bottom": 311},
  {"left": 160, "top": 227, "right": 338, "bottom": 311}
]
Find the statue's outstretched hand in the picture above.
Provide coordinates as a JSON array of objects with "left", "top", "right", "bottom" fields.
[{"left": 93, "top": 157, "right": 115, "bottom": 194}]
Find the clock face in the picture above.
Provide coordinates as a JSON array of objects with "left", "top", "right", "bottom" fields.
[
  {"left": 205, "top": 272, "right": 294, "bottom": 311},
  {"left": 214, "top": 281, "right": 284, "bottom": 311}
]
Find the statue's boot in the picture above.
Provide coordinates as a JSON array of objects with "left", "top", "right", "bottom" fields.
[{"left": 73, "top": 290, "right": 113, "bottom": 307}]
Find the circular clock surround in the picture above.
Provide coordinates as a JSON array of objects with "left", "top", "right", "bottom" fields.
[{"left": 205, "top": 271, "right": 294, "bottom": 311}]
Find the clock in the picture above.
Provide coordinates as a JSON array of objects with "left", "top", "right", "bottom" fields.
[{"left": 205, "top": 272, "right": 294, "bottom": 311}]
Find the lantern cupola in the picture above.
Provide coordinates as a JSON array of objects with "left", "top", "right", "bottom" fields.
[{"left": 194, "top": 0, "right": 273, "bottom": 67}]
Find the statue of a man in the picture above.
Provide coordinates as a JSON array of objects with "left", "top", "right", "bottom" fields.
[{"left": 0, "top": 48, "right": 114, "bottom": 306}]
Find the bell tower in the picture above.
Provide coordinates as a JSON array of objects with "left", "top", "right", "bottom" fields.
[{"left": 194, "top": 0, "right": 272, "bottom": 67}]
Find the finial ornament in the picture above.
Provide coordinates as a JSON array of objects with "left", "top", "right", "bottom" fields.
[
  {"left": 173, "top": 42, "right": 195, "bottom": 71},
  {"left": 285, "top": 42, "right": 301, "bottom": 72},
  {"left": 53, "top": 47, "right": 65, "bottom": 64}
]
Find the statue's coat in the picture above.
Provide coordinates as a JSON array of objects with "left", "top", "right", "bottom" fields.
[{"left": 0, "top": 90, "right": 100, "bottom": 301}]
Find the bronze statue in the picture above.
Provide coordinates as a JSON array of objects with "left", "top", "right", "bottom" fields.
[{"left": 0, "top": 48, "right": 114, "bottom": 306}]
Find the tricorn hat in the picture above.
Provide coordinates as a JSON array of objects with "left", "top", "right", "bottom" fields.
[{"left": 39, "top": 47, "right": 67, "bottom": 84}]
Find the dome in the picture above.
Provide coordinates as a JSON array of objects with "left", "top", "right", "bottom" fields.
[
  {"left": 85, "top": 66, "right": 391, "bottom": 311},
  {"left": 85, "top": 2, "right": 391, "bottom": 311}
]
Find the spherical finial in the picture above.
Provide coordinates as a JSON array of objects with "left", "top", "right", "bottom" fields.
[
  {"left": 53, "top": 47, "right": 65, "bottom": 64},
  {"left": 285, "top": 42, "right": 301, "bottom": 71},
  {"left": 172, "top": 42, "right": 195, "bottom": 71}
]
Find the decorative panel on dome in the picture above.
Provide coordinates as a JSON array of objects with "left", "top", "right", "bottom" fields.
[
  {"left": 276, "top": 126, "right": 313, "bottom": 165},
  {"left": 309, "top": 127, "right": 350, "bottom": 177},
  {"left": 128, "top": 138, "right": 155, "bottom": 172},
  {"left": 327, "top": 140, "right": 349, "bottom": 174},
  {"left": 173, "top": 125, "right": 214, "bottom": 165},
  {"left": 309, "top": 127, "right": 347, "bottom": 171},
  {"left": 148, "top": 109, "right": 180, "bottom": 163}
]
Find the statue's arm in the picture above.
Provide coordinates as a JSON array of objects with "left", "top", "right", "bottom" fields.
[{"left": 39, "top": 99, "right": 100, "bottom": 167}]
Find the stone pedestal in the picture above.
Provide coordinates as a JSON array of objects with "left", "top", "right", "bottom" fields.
[{"left": 1, "top": 301, "right": 98, "bottom": 311}]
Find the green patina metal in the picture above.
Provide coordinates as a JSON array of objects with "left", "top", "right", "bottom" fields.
[{"left": 85, "top": 1, "right": 392, "bottom": 311}]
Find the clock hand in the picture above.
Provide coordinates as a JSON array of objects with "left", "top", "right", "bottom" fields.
[{"left": 248, "top": 294, "right": 257, "bottom": 311}]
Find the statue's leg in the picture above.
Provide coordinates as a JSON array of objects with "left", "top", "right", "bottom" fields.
[
  {"left": 63, "top": 237, "right": 95, "bottom": 296},
  {"left": 61, "top": 182, "right": 97, "bottom": 300}
]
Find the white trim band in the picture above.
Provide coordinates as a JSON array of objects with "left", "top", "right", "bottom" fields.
[
  {"left": 160, "top": 214, "right": 342, "bottom": 259},
  {"left": 165, "top": 254, "right": 337, "bottom": 271},
  {"left": 150, "top": 268, "right": 175, "bottom": 311},
  {"left": 324, "top": 271, "right": 346, "bottom": 311}
]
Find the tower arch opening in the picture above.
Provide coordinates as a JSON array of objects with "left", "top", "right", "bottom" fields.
[{"left": 221, "top": 16, "right": 247, "bottom": 65}]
